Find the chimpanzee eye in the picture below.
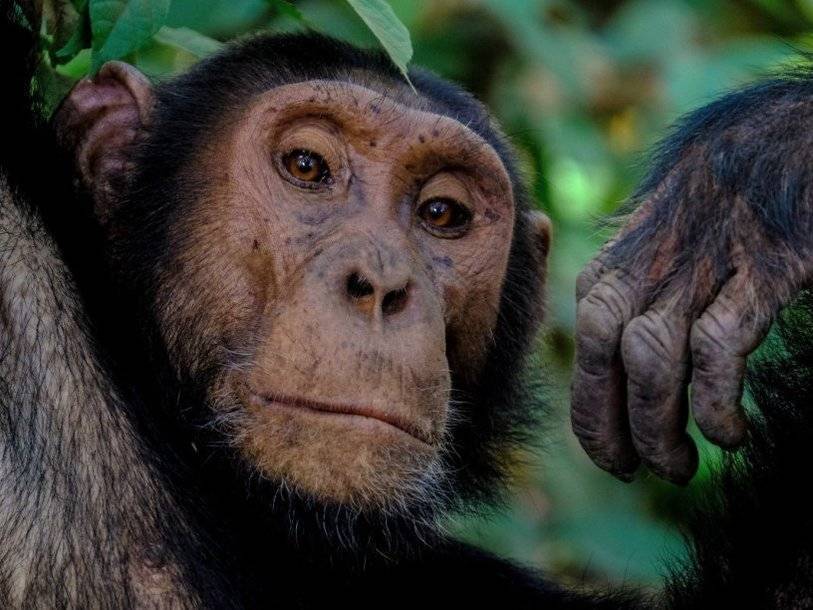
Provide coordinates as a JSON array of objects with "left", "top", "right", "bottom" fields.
[
  {"left": 417, "top": 197, "right": 472, "bottom": 238},
  {"left": 282, "top": 149, "right": 332, "bottom": 185}
]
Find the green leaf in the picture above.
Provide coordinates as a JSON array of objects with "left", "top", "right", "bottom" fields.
[
  {"left": 266, "top": 0, "right": 306, "bottom": 23},
  {"left": 89, "top": 0, "right": 170, "bottom": 73},
  {"left": 54, "top": 0, "right": 91, "bottom": 63},
  {"left": 43, "top": 0, "right": 83, "bottom": 54},
  {"left": 35, "top": 55, "right": 81, "bottom": 117},
  {"left": 345, "top": 0, "right": 413, "bottom": 87},
  {"left": 153, "top": 26, "right": 223, "bottom": 58},
  {"left": 56, "top": 48, "right": 93, "bottom": 79},
  {"left": 40, "top": 0, "right": 90, "bottom": 65}
]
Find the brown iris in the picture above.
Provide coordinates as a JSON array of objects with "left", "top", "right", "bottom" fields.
[
  {"left": 418, "top": 197, "right": 472, "bottom": 236},
  {"left": 283, "top": 149, "right": 331, "bottom": 184}
]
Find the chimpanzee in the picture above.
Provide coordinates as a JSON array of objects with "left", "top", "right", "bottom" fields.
[{"left": 2, "top": 1, "right": 812, "bottom": 607}]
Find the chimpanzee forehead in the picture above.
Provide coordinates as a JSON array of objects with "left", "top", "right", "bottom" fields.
[{"left": 240, "top": 79, "right": 509, "bottom": 171}]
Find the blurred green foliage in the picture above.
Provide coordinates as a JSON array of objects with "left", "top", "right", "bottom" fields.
[{"left": 32, "top": 0, "right": 813, "bottom": 588}]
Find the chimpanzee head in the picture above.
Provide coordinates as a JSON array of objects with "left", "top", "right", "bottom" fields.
[{"left": 56, "top": 33, "right": 550, "bottom": 543}]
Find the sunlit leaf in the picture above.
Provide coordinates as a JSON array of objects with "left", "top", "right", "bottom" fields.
[
  {"left": 89, "top": 0, "right": 170, "bottom": 73},
  {"left": 266, "top": 0, "right": 306, "bottom": 22},
  {"left": 153, "top": 26, "right": 223, "bottom": 58},
  {"left": 56, "top": 47, "right": 93, "bottom": 78},
  {"left": 345, "top": 0, "right": 413, "bottom": 86},
  {"left": 43, "top": 0, "right": 87, "bottom": 62},
  {"left": 54, "top": 0, "right": 91, "bottom": 62}
]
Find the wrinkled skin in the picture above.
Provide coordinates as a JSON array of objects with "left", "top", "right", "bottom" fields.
[
  {"left": 56, "top": 63, "right": 549, "bottom": 508},
  {"left": 571, "top": 86, "right": 813, "bottom": 484},
  {"left": 161, "top": 81, "right": 519, "bottom": 504}
]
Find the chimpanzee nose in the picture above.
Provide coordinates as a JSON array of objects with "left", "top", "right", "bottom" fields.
[{"left": 345, "top": 270, "right": 410, "bottom": 319}]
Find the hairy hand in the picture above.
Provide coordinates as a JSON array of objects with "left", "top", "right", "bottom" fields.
[{"left": 570, "top": 82, "right": 813, "bottom": 484}]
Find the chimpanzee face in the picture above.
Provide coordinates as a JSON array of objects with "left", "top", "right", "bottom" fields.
[
  {"left": 56, "top": 61, "right": 550, "bottom": 511},
  {"left": 153, "top": 81, "right": 518, "bottom": 506}
]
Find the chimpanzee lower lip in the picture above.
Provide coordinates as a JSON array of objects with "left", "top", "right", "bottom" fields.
[{"left": 254, "top": 392, "right": 433, "bottom": 445}]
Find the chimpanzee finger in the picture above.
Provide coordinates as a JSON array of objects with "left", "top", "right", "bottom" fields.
[
  {"left": 576, "top": 255, "right": 608, "bottom": 303},
  {"left": 575, "top": 239, "right": 620, "bottom": 302},
  {"left": 690, "top": 277, "right": 773, "bottom": 448},
  {"left": 622, "top": 307, "right": 697, "bottom": 485},
  {"left": 572, "top": 272, "right": 642, "bottom": 480}
]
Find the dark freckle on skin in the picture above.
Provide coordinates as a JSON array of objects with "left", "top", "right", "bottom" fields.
[
  {"left": 418, "top": 135, "right": 426, "bottom": 144},
  {"left": 314, "top": 248, "right": 323, "bottom": 256},
  {"left": 370, "top": 104, "right": 381, "bottom": 114},
  {"left": 432, "top": 129, "right": 440, "bottom": 137},
  {"left": 252, "top": 239, "right": 259, "bottom": 250},
  {"left": 369, "top": 140, "right": 377, "bottom": 147},
  {"left": 433, "top": 255, "right": 453, "bottom": 268}
]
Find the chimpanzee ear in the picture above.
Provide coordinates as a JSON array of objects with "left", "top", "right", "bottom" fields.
[
  {"left": 526, "top": 209, "right": 552, "bottom": 316},
  {"left": 528, "top": 209, "right": 552, "bottom": 264},
  {"left": 55, "top": 61, "right": 153, "bottom": 224}
]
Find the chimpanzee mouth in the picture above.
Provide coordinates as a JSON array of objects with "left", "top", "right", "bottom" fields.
[{"left": 251, "top": 392, "right": 434, "bottom": 445}]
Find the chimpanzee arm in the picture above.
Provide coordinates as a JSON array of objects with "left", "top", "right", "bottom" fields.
[
  {"left": 0, "top": 174, "right": 239, "bottom": 607},
  {"left": 0, "top": 5, "right": 236, "bottom": 606},
  {"left": 571, "top": 71, "right": 813, "bottom": 484}
]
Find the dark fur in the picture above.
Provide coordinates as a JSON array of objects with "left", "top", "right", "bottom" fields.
[
  {"left": 586, "top": 61, "right": 813, "bottom": 606},
  {"left": 664, "top": 292, "right": 813, "bottom": 606},
  {"left": 3, "top": 1, "right": 813, "bottom": 606},
  {"left": 105, "top": 32, "right": 559, "bottom": 604},
  {"left": 114, "top": 31, "right": 546, "bottom": 536},
  {"left": 608, "top": 66, "right": 813, "bottom": 311},
  {"left": 0, "top": 3, "right": 238, "bottom": 607}
]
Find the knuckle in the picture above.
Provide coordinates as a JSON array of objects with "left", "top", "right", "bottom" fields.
[
  {"left": 692, "top": 287, "right": 772, "bottom": 361},
  {"left": 691, "top": 310, "right": 733, "bottom": 358},
  {"left": 576, "top": 261, "right": 603, "bottom": 301},
  {"left": 710, "top": 291, "right": 740, "bottom": 317},
  {"left": 575, "top": 293, "right": 625, "bottom": 372},
  {"left": 584, "top": 279, "right": 634, "bottom": 322},
  {"left": 626, "top": 373, "right": 665, "bottom": 406},
  {"left": 621, "top": 311, "right": 682, "bottom": 377}
]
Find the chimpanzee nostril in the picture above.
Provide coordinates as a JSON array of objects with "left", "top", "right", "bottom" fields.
[
  {"left": 346, "top": 272, "right": 374, "bottom": 300},
  {"left": 381, "top": 286, "right": 409, "bottom": 316},
  {"left": 345, "top": 271, "right": 410, "bottom": 319}
]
